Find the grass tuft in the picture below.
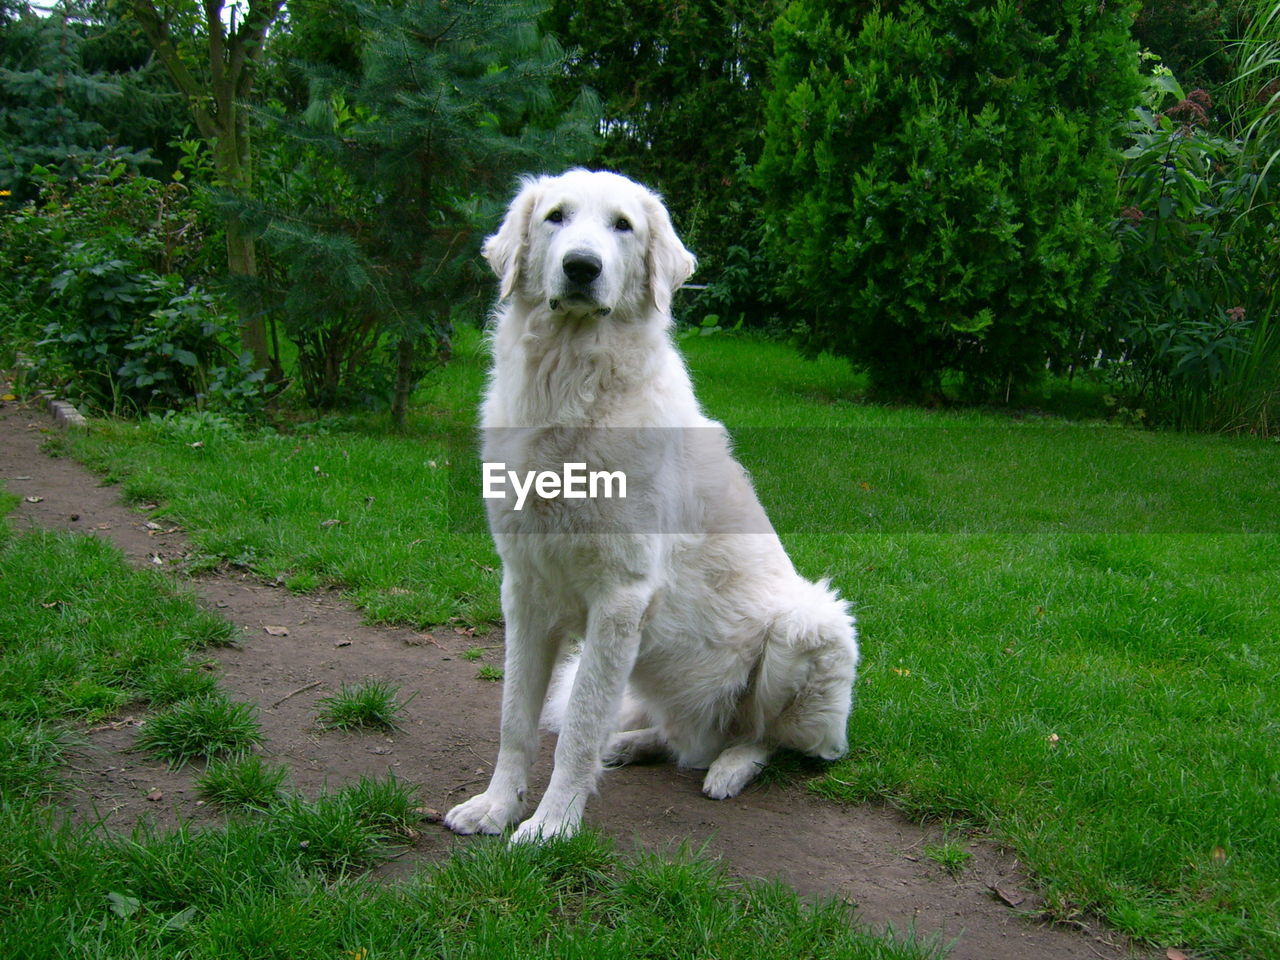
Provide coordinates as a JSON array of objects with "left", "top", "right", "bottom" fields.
[
  {"left": 136, "top": 694, "right": 264, "bottom": 768},
  {"left": 315, "top": 679, "right": 413, "bottom": 731},
  {"left": 196, "top": 752, "right": 288, "bottom": 809},
  {"left": 922, "top": 840, "right": 973, "bottom": 879}
]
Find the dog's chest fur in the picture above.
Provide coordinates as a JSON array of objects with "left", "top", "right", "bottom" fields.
[{"left": 482, "top": 308, "right": 703, "bottom": 541}]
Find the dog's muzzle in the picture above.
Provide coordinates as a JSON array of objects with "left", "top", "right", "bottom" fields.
[{"left": 550, "top": 250, "right": 612, "bottom": 316}]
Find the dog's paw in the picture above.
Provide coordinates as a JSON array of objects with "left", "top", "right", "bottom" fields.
[
  {"left": 443, "top": 791, "right": 524, "bottom": 836},
  {"left": 602, "top": 727, "right": 665, "bottom": 768},
  {"left": 602, "top": 730, "right": 643, "bottom": 767},
  {"left": 508, "top": 810, "right": 580, "bottom": 845},
  {"left": 702, "top": 745, "right": 768, "bottom": 800}
]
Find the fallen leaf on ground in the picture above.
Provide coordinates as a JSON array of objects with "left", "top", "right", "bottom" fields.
[
  {"left": 264, "top": 625, "right": 290, "bottom": 637},
  {"left": 147, "top": 789, "right": 163, "bottom": 802},
  {"left": 987, "top": 884, "right": 1025, "bottom": 908},
  {"left": 24, "top": 495, "right": 43, "bottom": 503},
  {"left": 107, "top": 891, "right": 141, "bottom": 918},
  {"left": 1166, "top": 949, "right": 1188, "bottom": 960}
]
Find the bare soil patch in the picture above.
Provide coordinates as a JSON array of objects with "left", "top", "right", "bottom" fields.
[{"left": 0, "top": 401, "right": 1155, "bottom": 959}]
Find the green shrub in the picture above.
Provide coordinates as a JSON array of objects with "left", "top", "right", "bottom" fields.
[
  {"left": 1131, "top": 0, "right": 1248, "bottom": 91},
  {"left": 1105, "top": 42, "right": 1279, "bottom": 435},
  {"left": 0, "top": 162, "right": 263, "bottom": 415},
  {"left": 39, "top": 259, "right": 264, "bottom": 415},
  {"left": 756, "top": 1, "right": 1141, "bottom": 400}
]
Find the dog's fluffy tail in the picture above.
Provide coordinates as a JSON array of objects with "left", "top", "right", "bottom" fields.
[
  {"left": 759, "top": 578, "right": 859, "bottom": 760},
  {"left": 770, "top": 578, "right": 857, "bottom": 652}
]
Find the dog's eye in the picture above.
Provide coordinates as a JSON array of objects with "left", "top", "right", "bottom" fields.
[
  {"left": 613, "top": 216, "right": 633, "bottom": 233},
  {"left": 545, "top": 209, "right": 564, "bottom": 224}
]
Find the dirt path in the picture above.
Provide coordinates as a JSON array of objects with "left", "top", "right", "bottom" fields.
[{"left": 0, "top": 401, "right": 1153, "bottom": 960}]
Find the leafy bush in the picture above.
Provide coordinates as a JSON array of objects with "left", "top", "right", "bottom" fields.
[
  {"left": 682, "top": 235, "right": 789, "bottom": 335},
  {"left": 1131, "top": 0, "right": 1249, "bottom": 92},
  {"left": 1, "top": 162, "right": 263, "bottom": 415},
  {"left": 755, "top": 1, "right": 1141, "bottom": 400},
  {"left": 39, "top": 252, "right": 263, "bottom": 414},
  {"left": 1105, "top": 41, "right": 1279, "bottom": 434}
]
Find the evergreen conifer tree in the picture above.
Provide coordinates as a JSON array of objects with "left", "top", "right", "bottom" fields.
[
  {"left": 0, "top": 1, "right": 148, "bottom": 198},
  {"left": 544, "top": 0, "right": 779, "bottom": 313},
  {"left": 252, "top": 0, "right": 595, "bottom": 418}
]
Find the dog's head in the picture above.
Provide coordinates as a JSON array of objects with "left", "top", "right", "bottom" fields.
[{"left": 483, "top": 169, "right": 696, "bottom": 320}]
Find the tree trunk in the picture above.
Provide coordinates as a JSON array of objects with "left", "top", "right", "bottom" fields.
[
  {"left": 222, "top": 198, "right": 269, "bottom": 371},
  {"left": 216, "top": 134, "right": 272, "bottom": 374},
  {"left": 391, "top": 335, "right": 416, "bottom": 429},
  {"left": 131, "top": 0, "right": 284, "bottom": 377}
]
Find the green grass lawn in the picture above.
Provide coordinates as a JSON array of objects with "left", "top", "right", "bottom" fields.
[
  {"left": 0, "top": 520, "right": 937, "bottom": 960},
  {"left": 47, "top": 329, "right": 1280, "bottom": 958}
]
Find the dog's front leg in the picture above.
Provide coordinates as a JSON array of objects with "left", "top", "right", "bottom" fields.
[
  {"left": 444, "top": 579, "right": 559, "bottom": 835},
  {"left": 509, "top": 588, "right": 648, "bottom": 843}
]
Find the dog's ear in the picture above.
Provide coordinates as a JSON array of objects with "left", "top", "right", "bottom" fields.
[
  {"left": 644, "top": 191, "right": 697, "bottom": 315},
  {"left": 484, "top": 177, "right": 542, "bottom": 300}
]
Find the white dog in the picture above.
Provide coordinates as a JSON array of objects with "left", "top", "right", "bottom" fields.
[{"left": 443, "top": 169, "right": 858, "bottom": 843}]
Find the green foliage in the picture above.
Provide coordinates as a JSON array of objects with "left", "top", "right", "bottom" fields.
[
  {"left": 545, "top": 0, "right": 783, "bottom": 327},
  {"left": 0, "top": 162, "right": 263, "bottom": 415},
  {"left": 0, "top": 1, "right": 151, "bottom": 199},
  {"left": 248, "top": 0, "right": 597, "bottom": 412},
  {"left": 1131, "top": 0, "right": 1250, "bottom": 92},
  {"left": 756, "top": 1, "right": 1141, "bottom": 400},
  {"left": 1106, "top": 34, "right": 1279, "bottom": 435}
]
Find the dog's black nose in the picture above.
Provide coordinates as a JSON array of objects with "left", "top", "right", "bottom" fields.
[{"left": 562, "top": 250, "right": 602, "bottom": 286}]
